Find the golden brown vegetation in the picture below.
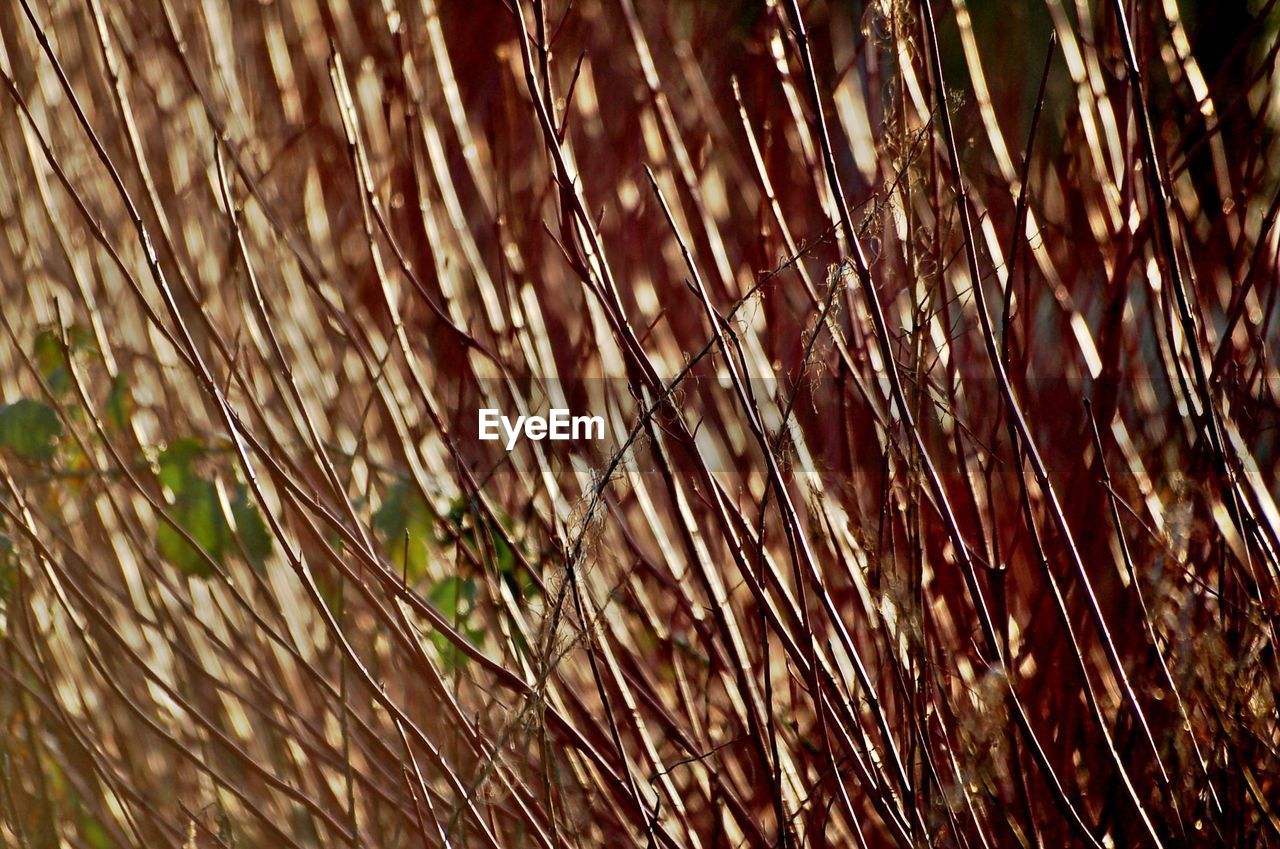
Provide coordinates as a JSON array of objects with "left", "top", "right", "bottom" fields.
[{"left": 1, "top": 0, "right": 1279, "bottom": 846}]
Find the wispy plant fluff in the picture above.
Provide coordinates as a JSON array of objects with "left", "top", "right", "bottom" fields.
[{"left": 1, "top": 0, "right": 1278, "bottom": 846}]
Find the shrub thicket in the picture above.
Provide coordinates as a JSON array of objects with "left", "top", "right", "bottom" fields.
[{"left": 0, "top": 0, "right": 1278, "bottom": 846}]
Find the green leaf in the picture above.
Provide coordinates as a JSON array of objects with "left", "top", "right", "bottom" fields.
[
  {"left": 0, "top": 398, "right": 63, "bottom": 462},
  {"left": 429, "top": 574, "right": 477, "bottom": 620},
  {"left": 0, "top": 531, "right": 15, "bottom": 605},
  {"left": 157, "top": 437, "right": 208, "bottom": 492},
  {"left": 33, "top": 328, "right": 69, "bottom": 394},
  {"left": 79, "top": 810, "right": 113, "bottom": 849},
  {"left": 104, "top": 374, "right": 132, "bottom": 431},
  {"left": 316, "top": 571, "right": 345, "bottom": 617},
  {"left": 428, "top": 576, "right": 482, "bottom": 669},
  {"left": 431, "top": 630, "right": 481, "bottom": 670},
  {"left": 447, "top": 495, "right": 536, "bottom": 601},
  {"left": 157, "top": 477, "right": 226, "bottom": 578},
  {"left": 373, "top": 480, "right": 435, "bottom": 581},
  {"left": 429, "top": 625, "right": 486, "bottom": 671},
  {"left": 231, "top": 485, "right": 272, "bottom": 567},
  {"left": 154, "top": 439, "right": 271, "bottom": 577},
  {"left": 33, "top": 325, "right": 95, "bottom": 396}
]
